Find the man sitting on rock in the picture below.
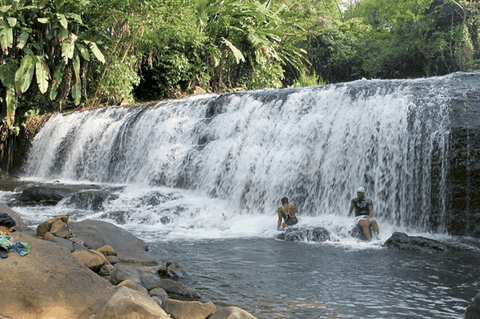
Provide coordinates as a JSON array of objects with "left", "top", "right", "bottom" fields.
[
  {"left": 277, "top": 197, "right": 298, "bottom": 230},
  {"left": 0, "top": 213, "right": 30, "bottom": 258}
]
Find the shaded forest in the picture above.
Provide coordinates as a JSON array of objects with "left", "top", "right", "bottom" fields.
[{"left": 0, "top": 0, "right": 478, "bottom": 172}]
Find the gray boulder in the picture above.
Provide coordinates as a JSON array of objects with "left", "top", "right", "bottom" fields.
[
  {"left": 143, "top": 278, "right": 200, "bottom": 300},
  {"left": 70, "top": 219, "right": 156, "bottom": 262},
  {"left": 383, "top": 232, "right": 448, "bottom": 252}
]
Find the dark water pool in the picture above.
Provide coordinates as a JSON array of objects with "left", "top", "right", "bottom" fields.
[{"left": 149, "top": 238, "right": 479, "bottom": 319}]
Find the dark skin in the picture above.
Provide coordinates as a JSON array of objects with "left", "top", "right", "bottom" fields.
[
  {"left": 347, "top": 192, "right": 379, "bottom": 241},
  {"left": 277, "top": 202, "right": 297, "bottom": 230},
  {"left": 0, "top": 225, "right": 15, "bottom": 235}
]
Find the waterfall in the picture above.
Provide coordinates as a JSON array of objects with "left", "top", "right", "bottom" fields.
[{"left": 23, "top": 74, "right": 461, "bottom": 232}]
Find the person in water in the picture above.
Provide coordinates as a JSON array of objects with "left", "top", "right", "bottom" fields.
[
  {"left": 347, "top": 186, "right": 380, "bottom": 240},
  {"left": 277, "top": 197, "right": 298, "bottom": 230}
]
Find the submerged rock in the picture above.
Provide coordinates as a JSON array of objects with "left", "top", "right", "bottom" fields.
[
  {"left": 383, "top": 232, "right": 448, "bottom": 252},
  {"left": 275, "top": 226, "right": 330, "bottom": 242},
  {"left": 465, "top": 291, "right": 480, "bottom": 319}
]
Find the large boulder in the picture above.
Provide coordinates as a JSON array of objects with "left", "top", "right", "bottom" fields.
[
  {"left": 383, "top": 232, "right": 448, "bottom": 252},
  {"left": 0, "top": 232, "right": 115, "bottom": 319},
  {"left": 91, "top": 287, "right": 170, "bottom": 319},
  {"left": 17, "top": 186, "right": 75, "bottom": 205},
  {"left": 465, "top": 291, "right": 480, "bottom": 319},
  {"left": 70, "top": 219, "right": 156, "bottom": 262},
  {"left": 162, "top": 298, "right": 216, "bottom": 319}
]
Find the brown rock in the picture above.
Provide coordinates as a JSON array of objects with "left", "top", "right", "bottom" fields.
[
  {"left": 193, "top": 86, "right": 206, "bottom": 95},
  {"left": 72, "top": 250, "right": 106, "bottom": 271},
  {"left": 162, "top": 298, "right": 216, "bottom": 319},
  {"left": 0, "top": 232, "right": 114, "bottom": 319},
  {"left": 110, "top": 264, "right": 141, "bottom": 285},
  {"left": 106, "top": 255, "right": 120, "bottom": 264},
  {"left": 50, "top": 218, "right": 69, "bottom": 238},
  {"left": 116, "top": 279, "right": 148, "bottom": 295},
  {"left": 209, "top": 306, "right": 258, "bottom": 319},
  {"left": 43, "top": 231, "right": 55, "bottom": 241},
  {"left": 97, "top": 244, "right": 117, "bottom": 256},
  {"left": 99, "top": 263, "right": 115, "bottom": 276},
  {"left": 37, "top": 218, "right": 55, "bottom": 237},
  {"left": 91, "top": 286, "right": 170, "bottom": 319}
]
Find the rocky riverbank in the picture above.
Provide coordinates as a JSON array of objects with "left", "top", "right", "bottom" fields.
[{"left": 0, "top": 203, "right": 257, "bottom": 319}]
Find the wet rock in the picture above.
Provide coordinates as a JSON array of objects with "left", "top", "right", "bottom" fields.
[
  {"left": 383, "top": 232, "right": 448, "bottom": 252},
  {"left": 18, "top": 186, "right": 75, "bottom": 205},
  {"left": 275, "top": 227, "right": 330, "bottom": 242},
  {"left": 63, "top": 190, "right": 118, "bottom": 211},
  {"left": 70, "top": 219, "right": 156, "bottom": 262},
  {"left": 158, "top": 261, "right": 189, "bottom": 279},
  {"left": 143, "top": 278, "right": 200, "bottom": 300},
  {"left": 465, "top": 291, "right": 480, "bottom": 319},
  {"left": 162, "top": 298, "right": 216, "bottom": 319},
  {"left": 210, "top": 306, "right": 258, "bottom": 319},
  {"left": 90, "top": 287, "right": 170, "bottom": 319}
]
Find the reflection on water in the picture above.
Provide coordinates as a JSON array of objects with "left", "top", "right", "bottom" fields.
[{"left": 149, "top": 238, "right": 479, "bottom": 319}]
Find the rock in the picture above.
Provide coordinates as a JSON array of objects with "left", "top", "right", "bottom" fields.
[
  {"left": 162, "top": 298, "right": 216, "bottom": 319},
  {"left": 143, "top": 278, "right": 200, "bottom": 300},
  {"left": 91, "top": 287, "right": 170, "bottom": 319},
  {"left": 70, "top": 219, "right": 156, "bottom": 262},
  {"left": 158, "top": 261, "right": 188, "bottom": 279},
  {"left": 275, "top": 227, "right": 330, "bottom": 242},
  {"left": 47, "top": 236, "right": 77, "bottom": 252},
  {"left": 383, "top": 232, "right": 448, "bottom": 252},
  {"left": 209, "top": 306, "right": 258, "bottom": 319},
  {"left": 465, "top": 291, "right": 480, "bottom": 319},
  {"left": 0, "top": 232, "right": 114, "bottom": 319},
  {"left": 50, "top": 218, "right": 69, "bottom": 238},
  {"left": 116, "top": 279, "right": 149, "bottom": 295},
  {"left": 72, "top": 250, "right": 106, "bottom": 271},
  {"left": 37, "top": 218, "right": 55, "bottom": 237},
  {"left": 18, "top": 186, "right": 75, "bottom": 205},
  {"left": 107, "top": 255, "right": 120, "bottom": 264},
  {"left": 97, "top": 244, "right": 117, "bottom": 256},
  {"left": 149, "top": 287, "right": 169, "bottom": 302},
  {"left": 110, "top": 264, "right": 142, "bottom": 285},
  {"left": 0, "top": 203, "right": 26, "bottom": 230},
  {"left": 193, "top": 86, "right": 206, "bottom": 95},
  {"left": 43, "top": 231, "right": 55, "bottom": 241},
  {"left": 99, "top": 263, "right": 115, "bottom": 276}
]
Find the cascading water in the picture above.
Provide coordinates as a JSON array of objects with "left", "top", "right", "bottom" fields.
[{"left": 22, "top": 74, "right": 454, "bottom": 235}]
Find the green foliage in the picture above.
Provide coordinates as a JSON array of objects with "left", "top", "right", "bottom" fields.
[
  {"left": 97, "top": 56, "right": 140, "bottom": 104},
  {"left": 0, "top": 0, "right": 106, "bottom": 131},
  {"left": 291, "top": 69, "right": 325, "bottom": 87}
]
